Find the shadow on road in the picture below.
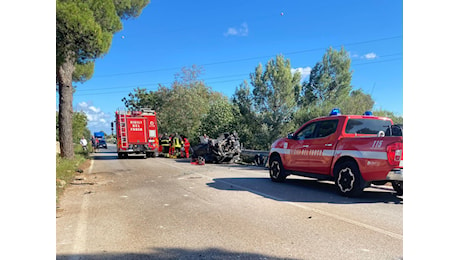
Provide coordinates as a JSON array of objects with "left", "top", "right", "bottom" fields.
[
  {"left": 207, "top": 176, "right": 402, "bottom": 205},
  {"left": 57, "top": 247, "right": 299, "bottom": 260}
]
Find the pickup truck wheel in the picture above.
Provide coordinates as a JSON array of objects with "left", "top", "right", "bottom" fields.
[
  {"left": 269, "top": 156, "right": 287, "bottom": 182},
  {"left": 391, "top": 181, "right": 403, "bottom": 196},
  {"left": 334, "top": 161, "right": 364, "bottom": 197}
]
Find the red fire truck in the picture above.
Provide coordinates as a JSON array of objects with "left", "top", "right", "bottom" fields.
[
  {"left": 115, "top": 108, "right": 160, "bottom": 159},
  {"left": 268, "top": 108, "right": 403, "bottom": 197}
]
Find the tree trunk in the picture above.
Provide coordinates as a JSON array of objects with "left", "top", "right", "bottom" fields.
[{"left": 57, "top": 55, "right": 75, "bottom": 159}]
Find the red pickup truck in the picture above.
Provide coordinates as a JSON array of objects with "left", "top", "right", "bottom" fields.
[{"left": 268, "top": 109, "right": 403, "bottom": 197}]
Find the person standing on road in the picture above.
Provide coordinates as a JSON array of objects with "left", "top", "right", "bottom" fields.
[
  {"left": 160, "top": 133, "right": 170, "bottom": 157},
  {"left": 170, "top": 133, "right": 183, "bottom": 158},
  {"left": 181, "top": 135, "right": 190, "bottom": 158},
  {"left": 80, "top": 136, "right": 88, "bottom": 151}
]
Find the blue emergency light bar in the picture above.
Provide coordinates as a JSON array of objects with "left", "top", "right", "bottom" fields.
[
  {"left": 363, "top": 111, "right": 373, "bottom": 116},
  {"left": 329, "top": 108, "right": 341, "bottom": 116}
]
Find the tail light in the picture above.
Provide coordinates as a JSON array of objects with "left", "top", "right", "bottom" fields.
[{"left": 387, "top": 142, "right": 403, "bottom": 167}]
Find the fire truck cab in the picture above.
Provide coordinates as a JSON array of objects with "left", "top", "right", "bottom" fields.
[{"left": 115, "top": 108, "right": 160, "bottom": 159}]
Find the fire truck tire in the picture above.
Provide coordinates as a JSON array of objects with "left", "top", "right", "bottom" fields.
[
  {"left": 334, "top": 160, "right": 364, "bottom": 197},
  {"left": 391, "top": 181, "right": 403, "bottom": 196},
  {"left": 269, "top": 155, "right": 287, "bottom": 182}
]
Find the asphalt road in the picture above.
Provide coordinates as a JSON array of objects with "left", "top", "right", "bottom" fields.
[{"left": 56, "top": 144, "right": 403, "bottom": 260}]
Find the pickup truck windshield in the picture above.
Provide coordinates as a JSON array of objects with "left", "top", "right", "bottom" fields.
[{"left": 345, "top": 118, "right": 392, "bottom": 134}]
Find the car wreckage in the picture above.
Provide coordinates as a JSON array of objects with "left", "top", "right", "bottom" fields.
[{"left": 191, "top": 132, "right": 241, "bottom": 164}]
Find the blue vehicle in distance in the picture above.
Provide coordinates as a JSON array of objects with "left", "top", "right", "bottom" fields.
[{"left": 93, "top": 131, "right": 108, "bottom": 149}]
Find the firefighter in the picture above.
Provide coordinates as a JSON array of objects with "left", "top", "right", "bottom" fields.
[
  {"left": 181, "top": 135, "right": 190, "bottom": 158},
  {"left": 160, "top": 133, "right": 170, "bottom": 157},
  {"left": 170, "top": 133, "right": 183, "bottom": 158}
]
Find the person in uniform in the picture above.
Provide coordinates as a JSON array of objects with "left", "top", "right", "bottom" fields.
[
  {"left": 181, "top": 134, "right": 190, "bottom": 158},
  {"left": 160, "top": 133, "right": 170, "bottom": 157}
]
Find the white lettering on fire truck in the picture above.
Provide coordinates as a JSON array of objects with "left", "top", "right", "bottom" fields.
[
  {"left": 130, "top": 127, "right": 143, "bottom": 131},
  {"left": 130, "top": 120, "right": 144, "bottom": 131},
  {"left": 293, "top": 149, "right": 324, "bottom": 156},
  {"left": 371, "top": 140, "right": 383, "bottom": 149}
]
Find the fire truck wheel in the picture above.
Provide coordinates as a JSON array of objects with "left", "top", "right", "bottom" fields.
[
  {"left": 391, "top": 181, "right": 403, "bottom": 196},
  {"left": 334, "top": 160, "right": 364, "bottom": 197},
  {"left": 269, "top": 155, "right": 287, "bottom": 182}
]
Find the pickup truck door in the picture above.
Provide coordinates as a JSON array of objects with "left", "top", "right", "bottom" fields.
[
  {"left": 294, "top": 119, "right": 339, "bottom": 175},
  {"left": 290, "top": 122, "right": 317, "bottom": 172}
]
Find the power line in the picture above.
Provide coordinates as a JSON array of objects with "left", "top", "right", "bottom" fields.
[
  {"left": 353, "top": 57, "right": 402, "bottom": 66},
  {"left": 94, "top": 35, "right": 402, "bottom": 78},
  {"left": 74, "top": 78, "right": 247, "bottom": 97},
  {"left": 75, "top": 73, "right": 249, "bottom": 93},
  {"left": 73, "top": 56, "right": 402, "bottom": 97}
]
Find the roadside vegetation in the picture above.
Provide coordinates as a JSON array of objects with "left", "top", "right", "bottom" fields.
[
  {"left": 56, "top": 112, "right": 94, "bottom": 204},
  {"left": 56, "top": 145, "right": 90, "bottom": 203}
]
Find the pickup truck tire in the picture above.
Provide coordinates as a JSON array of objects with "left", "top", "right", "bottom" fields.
[
  {"left": 391, "top": 181, "right": 403, "bottom": 195},
  {"left": 269, "top": 155, "right": 287, "bottom": 182},
  {"left": 334, "top": 160, "right": 364, "bottom": 197}
]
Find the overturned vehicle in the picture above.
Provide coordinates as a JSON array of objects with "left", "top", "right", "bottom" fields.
[{"left": 191, "top": 132, "right": 241, "bottom": 164}]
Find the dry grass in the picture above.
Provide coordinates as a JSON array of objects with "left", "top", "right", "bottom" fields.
[{"left": 56, "top": 144, "right": 90, "bottom": 204}]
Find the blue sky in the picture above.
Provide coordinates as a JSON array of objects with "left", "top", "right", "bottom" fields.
[{"left": 61, "top": 0, "right": 403, "bottom": 134}]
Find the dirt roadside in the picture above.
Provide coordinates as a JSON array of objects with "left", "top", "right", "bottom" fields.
[{"left": 56, "top": 158, "right": 94, "bottom": 218}]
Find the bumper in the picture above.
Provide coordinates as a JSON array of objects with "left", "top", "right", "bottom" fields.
[
  {"left": 119, "top": 145, "right": 156, "bottom": 153},
  {"left": 386, "top": 168, "right": 403, "bottom": 181}
]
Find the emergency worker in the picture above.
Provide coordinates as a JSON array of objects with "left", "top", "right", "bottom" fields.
[
  {"left": 170, "top": 133, "right": 183, "bottom": 158},
  {"left": 181, "top": 135, "right": 190, "bottom": 158},
  {"left": 160, "top": 133, "right": 170, "bottom": 157}
]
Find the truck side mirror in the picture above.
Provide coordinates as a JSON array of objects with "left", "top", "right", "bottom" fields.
[{"left": 287, "top": 133, "right": 294, "bottom": 139}]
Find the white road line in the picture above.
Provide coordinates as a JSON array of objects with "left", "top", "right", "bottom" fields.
[
  {"left": 70, "top": 195, "right": 89, "bottom": 259},
  {"left": 157, "top": 159, "right": 403, "bottom": 240}
]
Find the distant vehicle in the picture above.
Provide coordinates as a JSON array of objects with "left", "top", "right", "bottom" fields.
[
  {"left": 268, "top": 108, "right": 403, "bottom": 196},
  {"left": 97, "top": 138, "right": 107, "bottom": 149},
  {"left": 93, "top": 131, "right": 108, "bottom": 149},
  {"left": 94, "top": 131, "right": 104, "bottom": 139},
  {"left": 115, "top": 108, "right": 159, "bottom": 159}
]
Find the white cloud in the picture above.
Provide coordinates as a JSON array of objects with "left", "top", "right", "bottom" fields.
[
  {"left": 88, "top": 106, "right": 100, "bottom": 113},
  {"left": 349, "top": 52, "right": 359, "bottom": 58},
  {"left": 78, "top": 101, "right": 88, "bottom": 108},
  {"left": 75, "top": 101, "right": 112, "bottom": 133},
  {"left": 363, "top": 52, "right": 377, "bottom": 60},
  {"left": 224, "top": 23, "right": 248, "bottom": 37},
  {"left": 291, "top": 66, "right": 312, "bottom": 81},
  {"left": 224, "top": 28, "right": 238, "bottom": 36}
]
